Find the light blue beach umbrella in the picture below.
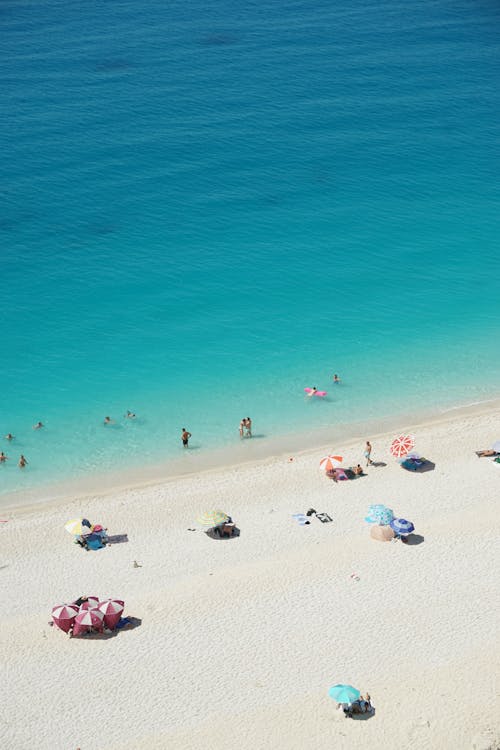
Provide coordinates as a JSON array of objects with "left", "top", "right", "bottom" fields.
[
  {"left": 390, "top": 518, "right": 415, "bottom": 536},
  {"left": 365, "top": 505, "right": 394, "bottom": 525},
  {"left": 491, "top": 440, "right": 500, "bottom": 453},
  {"left": 328, "top": 684, "right": 361, "bottom": 704}
]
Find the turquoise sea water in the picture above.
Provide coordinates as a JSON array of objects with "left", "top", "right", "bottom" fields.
[{"left": 1, "top": 0, "right": 499, "bottom": 498}]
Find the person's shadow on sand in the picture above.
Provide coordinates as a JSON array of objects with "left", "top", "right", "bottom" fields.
[{"left": 370, "top": 461, "right": 387, "bottom": 467}]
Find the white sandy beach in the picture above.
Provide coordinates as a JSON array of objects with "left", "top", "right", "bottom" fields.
[{"left": 1, "top": 404, "right": 499, "bottom": 750}]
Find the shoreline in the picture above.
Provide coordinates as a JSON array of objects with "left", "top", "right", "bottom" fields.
[
  {"left": 4, "top": 394, "right": 500, "bottom": 516},
  {"left": 2, "top": 394, "right": 499, "bottom": 749}
]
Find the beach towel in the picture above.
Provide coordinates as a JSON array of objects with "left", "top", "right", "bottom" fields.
[{"left": 316, "top": 513, "right": 332, "bottom": 523}]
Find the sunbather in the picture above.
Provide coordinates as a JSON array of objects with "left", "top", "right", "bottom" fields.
[
  {"left": 353, "top": 464, "right": 364, "bottom": 475},
  {"left": 475, "top": 449, "right": 498, "bottom": 457}
]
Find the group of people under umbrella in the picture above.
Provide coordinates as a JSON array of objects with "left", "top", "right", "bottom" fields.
[
  {"left": 366, "top": 505, "right": 415, "bottom": 542},
  {"left": 52, "top": 596, "right": 126, "bottom": 636},
  {"left": 65, "top": 518, "right": 109, "bottom": 550},
  {"left": 197, "top": 509, "right": 236, "bottom": 538},
  {"left": 329, "top": 684, "right": 374, "bottom": 718}
]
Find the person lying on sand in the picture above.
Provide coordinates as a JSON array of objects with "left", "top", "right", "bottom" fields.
[{"left": 475, "top": 449, "right": 498, "bottom": 457}]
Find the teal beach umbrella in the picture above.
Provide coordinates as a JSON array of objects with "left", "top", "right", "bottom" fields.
[
  {"left": 365, "top": 504, "right": 394, "bottom": 525},
  {"left": 328, "top": 684, "right": 360, "bottom": 704}
]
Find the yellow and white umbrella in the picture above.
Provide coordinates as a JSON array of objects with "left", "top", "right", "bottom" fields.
[
  {"left": 197, "top": 510, "right": 229, "bottom": 527},
  {"left": 64, "top": 518, "right": 93, "bottom": 536}
]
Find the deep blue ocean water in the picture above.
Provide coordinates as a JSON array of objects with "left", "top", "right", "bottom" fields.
[{"left": 1, "top": 0, "right": 499, "bottom": 498}]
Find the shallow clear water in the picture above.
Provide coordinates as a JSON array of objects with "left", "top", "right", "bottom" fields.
[{"left": 1, "top": 0, "right": 499, "bottom": 497}]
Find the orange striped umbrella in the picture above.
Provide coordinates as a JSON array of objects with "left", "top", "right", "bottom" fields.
[{"left": 319, "top": 455, "right": 343, "bottom": 472}]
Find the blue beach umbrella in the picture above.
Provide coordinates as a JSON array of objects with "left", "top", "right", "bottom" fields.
[
  {"left": 365, "top": 504, "right": 394, "bottom": 525},
  {"left": 328, "top": 684, "right": 361, "bottom": 704},
  {"left": 390, "top": 518, "right": 415, "bottom": 536},
  {"left": 491, "top": 440, "right": 500, "bottom": 453}
]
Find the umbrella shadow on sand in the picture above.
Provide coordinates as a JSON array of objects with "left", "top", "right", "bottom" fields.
[
  {"left": 76, "top": 617, "right": 142, "bottom": 639},
  {"left": 205, "top": 527, "right": 241, "bottom": 541},
  {"left": 350, "top": 709, "right": 376, "bottom": 721},
  {"left": 415, "top": 461, "right": 435, "bottom": 473},
  {"left": 107, "top": 534, "right": 129, "bottom": 544},
  {"left": 405, "top": 534, "right": 425, "bottom": 546}
]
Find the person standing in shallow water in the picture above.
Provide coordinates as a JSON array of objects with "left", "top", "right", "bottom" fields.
[
  {"left": 245, "top": 417, "right": 252, "bottom": 437},
  {"left": 19, "top": 454, "right": 28, "bottom": 468},
  {"left": 181, "top": 428, "right": 191, "bottom": 448}
]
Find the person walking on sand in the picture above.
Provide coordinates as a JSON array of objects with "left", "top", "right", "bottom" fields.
[
  {"left": 181, "top": 428, "right": 191, "bottom": 448},
  {"left": 364, "top": 440, "right": 374, "bottom": 466},
  {"left": 245, "top": 417, "right": 252, "bottom": 437},
  {"left": 18, "top": 454, "right": 28, "bottom": 468}
]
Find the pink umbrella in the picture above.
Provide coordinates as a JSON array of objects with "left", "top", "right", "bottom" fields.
[
  {"left": 98, "top": 599, "right": 125, "bottom": 630},
  {"left": 77, "top": 597, "right": 100, "bottom": 611},
  {"left": 52, "top": 604, "right": 79, "bottom": 633},
  {"left": 390, "top": 435, "right": 415, "bottom": 458},
  {"left": 73, "top": 608, "right": 104, "bottom": 636}
]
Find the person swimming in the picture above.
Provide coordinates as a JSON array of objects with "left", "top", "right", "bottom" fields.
[
  {"left": 307, "top": 387, "right": 318, "bottom": 398},
  {"left": 125, "top": 410, "right": 136, "bottom": 419}
]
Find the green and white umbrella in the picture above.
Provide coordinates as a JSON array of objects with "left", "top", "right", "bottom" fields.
[{"left": 197, "top": 510, "right": 229, "bottom": 527}]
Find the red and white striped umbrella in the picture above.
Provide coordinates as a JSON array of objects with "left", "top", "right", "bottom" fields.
[
  {"left": 390, "top": 435, "right": 415, "bottom": 458},
  {"left": 78, "top": 597, "right": 100, "bottom": 611},
  {"left": 319, "top": 455, "right": 343, "bottom": 473},
  {"left": 52, "top": 604, "right": 79, "bottom": 633},
  {"left": 73, "top": 608, "right": 104, "bottom": 636},
  {"left": 98, "top": 599, "right": 125, "bottom": 629}
]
